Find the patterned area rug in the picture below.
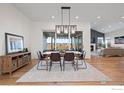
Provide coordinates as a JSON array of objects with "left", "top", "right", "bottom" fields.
[{"left": 16, "top": 61, "right": 111, "bottom": 82}]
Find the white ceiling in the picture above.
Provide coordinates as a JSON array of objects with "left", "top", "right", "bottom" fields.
[{"left": 13, "top": 3, "right": 124, "bottom": 33}]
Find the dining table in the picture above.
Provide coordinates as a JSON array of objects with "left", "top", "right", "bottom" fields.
[{"left": 43, "top": 50, "right": 82, "bottom": 57}]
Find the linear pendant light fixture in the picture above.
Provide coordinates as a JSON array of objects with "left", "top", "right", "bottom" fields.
[{"left": 55, "top": 7, "right": 77, "bottom": 34}]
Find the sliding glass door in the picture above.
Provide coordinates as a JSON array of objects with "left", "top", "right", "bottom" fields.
[
  {"left": 43, "top": 32, "right": 55, "bottom": 51},
  {"left": 43, "top": 31, "right": 83, "bottom": 51}
]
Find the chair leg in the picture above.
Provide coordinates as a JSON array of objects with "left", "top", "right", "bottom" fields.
[
  {"left": 63, "top": 60, "right": 65, "bottom": 71},
  {"left": 37, "top": 59, "right": 49, "bottom": 70},
  {"left": 46, "top": 60, "right": 48, "bottom": 71},
  {"left": 72, "top": 61, "right": 76, "bottom": 71},
  {"left": 49, "top": 61, "right": 52, "bottom": 71},
  {"left": 83, "top": 60, "right": 87, "bottom": 69},
  {"left": 76, "top": 60, "right": 78, "bottom": 70},
  {"left": 37, "top": 60, "right": 41, "bottom": 70},
  {"left": 60, "top": 61, "right": 62, "bottom": 71},
  {"left": 77, "top": 60, "right": 87, "bottom": 70}
]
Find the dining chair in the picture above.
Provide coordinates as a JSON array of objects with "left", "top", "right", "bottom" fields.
[
  {"left": 76, "top": 50, "right": 87, "bottom": 70},
  {"left": 37, "top": 51, "right": 48, "bottom": 70},
  {"left": 49, "top": 53, "right": 62, "bottom": 71},
  {"left": 63, "top": 52, "right": 76, "bottom": 71}
]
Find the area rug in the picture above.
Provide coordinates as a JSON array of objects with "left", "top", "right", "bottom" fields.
[{"left": 16, "top": 61, "right": 111, "bottom": 82}]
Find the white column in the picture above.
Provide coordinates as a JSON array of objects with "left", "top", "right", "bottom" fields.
[
  {"left": 55, "top": 32, "right": 57, "bottom": 50},
  {"left": 68, "top": 27, "right": 71, "bottom": 50}
]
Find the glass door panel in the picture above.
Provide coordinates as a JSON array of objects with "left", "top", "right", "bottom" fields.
[
  {"left": 43, "top": 32, "right": 55, "bottom": 51},
  {"left": 56, "top": 34, "right": 71, "bottom": 50},
  {"left": 43, "top": 31, "right": 83, "bottom": 51}
]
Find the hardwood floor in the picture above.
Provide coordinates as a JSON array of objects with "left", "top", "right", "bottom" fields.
[{"left": 0, "top": 56, "right": 124, "bottom": 85}]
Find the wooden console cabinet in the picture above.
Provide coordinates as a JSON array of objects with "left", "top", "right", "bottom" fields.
[{"left": 0, "top": 52, "right": 31, "bottom": 75}]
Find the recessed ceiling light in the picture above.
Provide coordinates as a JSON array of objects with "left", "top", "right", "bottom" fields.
[
  {"left": 51, "top": 16, "right": 55, "bottom": 19},
  {"left": 75, "top": 16, "right": 79, "bottom": 19},
  {"left": 108, "top": 25, "right": 111, "bottom": 28},
  {"left": 101, "top": 28, "right": 104, "bottom": 30},
  {"left": 119, "top": 21, "right": 123, "bottom": 24},
  {"left": 121, "top": 16, "right": 124, "bottom": 19},
  {"left": 93, "top": 22, "right": 97, "bottom": 24},
  {"left": 97, "top": 16, "right": 101, "bottom": 19}
]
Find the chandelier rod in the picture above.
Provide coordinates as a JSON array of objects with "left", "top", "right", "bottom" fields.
[
  {"left": 61, "top": 7, "right": 71, "bottom": 26},
  {"left": 69, "top": 7, "right": 70, "bottom": 25},
  {"left": 61, "top": 7, "right": 63, "bottom": 25}
]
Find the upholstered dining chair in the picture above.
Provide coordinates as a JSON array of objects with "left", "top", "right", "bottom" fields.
[
  {"left": 37, "top": 51, "right": 48, "bottom": 70},
  {"left": 76, "top": 50, "right": 87, "bottom": 70},
  {"left": 49, "top": 53, "right": 62, "bottom": 71},
  {"left": 63, "top": 52, "right": 76, "bottom": 71}
]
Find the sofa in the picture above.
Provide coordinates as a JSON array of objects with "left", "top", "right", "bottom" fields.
[{"left": 101, "top": 48, "right": 124, "bottom": 57}]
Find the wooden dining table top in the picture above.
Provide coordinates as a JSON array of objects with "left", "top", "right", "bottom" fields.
[{"left": 43, "top": 51, "right": 82, "bottom": 57}]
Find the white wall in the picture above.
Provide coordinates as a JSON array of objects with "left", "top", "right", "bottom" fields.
[
  {"left": 105, "top": 29, "right": 124, "bottom": 48},
  {"left": 0, "top": 4, "right": 91, "bottom": 75},
  {"left": 0, "top": 4, "right": 91, "bottom": 59},
  {"left": 43, "top": 35, "right": 47, "bottom": 50},
  {"left": 30, "top": 21, "right": 91, "bottom": 59},
  {"left": 0, "top": 4, "right": 31, "bottom": 56}
]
